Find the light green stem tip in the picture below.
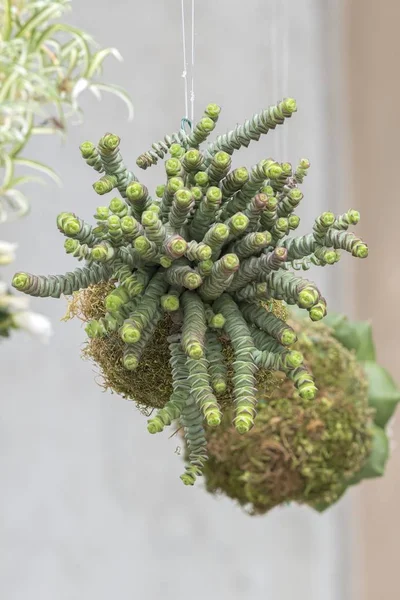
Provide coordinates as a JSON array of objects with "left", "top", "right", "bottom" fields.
[{"left": 12, "top": 272, "right": 29, "bottom": 290}]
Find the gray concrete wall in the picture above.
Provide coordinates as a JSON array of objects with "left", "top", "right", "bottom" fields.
[{"left": 1, "top": 1, "right": 350, "bottom": 599}]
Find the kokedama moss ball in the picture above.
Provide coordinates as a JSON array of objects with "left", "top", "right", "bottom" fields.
[
  {"left": 66, "top": 284, "right": 285, "bottom": 412},
  {"left": 202, "top": 316, "right": 374, "bottom": 514}
]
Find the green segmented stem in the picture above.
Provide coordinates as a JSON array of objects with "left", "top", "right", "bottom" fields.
[
  {"left": 205, "top": 330, "right": 228, "bottom": 394},
  {"left": 160, "top": 176, "right": 185, "bottom": 220},
  {"left": 147, "top": 341, "right": 191, "bottom": 433},
  {"left": 109, "top": 197, "right": 129, "bottom": 217},
  {"left": 204, "top": 304, "right": 226, "bottom": 329},
  {"left": 198, "top": 253, "right": 240, "bottom": 301},
  {"left": 219, "top": 161, "right": 270, "bottom": 220},
  {"left": 170, "top": 143, "right": 185, "bottom": 159},
  {"left": 204, "top": 103, "right": 221, "bottom": 122},
  {"left": 80, "top": 142, "right": 104, "bottom": 173},
  {"left": 204, "top": 98, "right": 297, "bottom": 162},
  {"left": 93, "top": 174, "right": 118, "bottom": 195},
  {"left": 240, "top": 302, "right": 297, "bottom": 346},
  {"left": 332, "top": 209, "right": 360, "bottom": 231},
  {"left": 142, "top": 210, "right": 167, "bottom": 246},
  {"left": 57, "top": 213, "right": 98, "bottom": 246},
  {"left": 185, "top": 241, "right": 212, "bottom": 262},
  {"left": 64, "top": 239, "right": 91, "bottom": 262},
  {"left": 206, "top": 151, "right": 232, "bottom": 185},
  {"left": 106, "top": 215, "right": 125, "bottom": 246},
  {"left": 187, "top": 355, "right": 222, "bottom": 426},
  {"left": 313, "top": 212, "right": 335, "bottom": 244},
  {"left": 104, "top": 286, "right": 131, "bottom": 313},
  {"left": 288, "top": 365, "right": 318, "bottom": 399},
  {"left": 86, "top": 310, "right": 127, "bottom": 338},
  {"left": 180, "top": 394, "right": 208, "bottom": 485},
  {"left": 288, "top": 215, "right": 300, "bottom": 231},
  {"left": 202, "top": 223, "right": 230, "bottom": 260},
  {"left": 189, "top": 186, "right": 222, "bottom": 242},
  {"left": 169, "top": 188, "right": 194, "bottom": 230},
  {"left": 122, "top": 310, "right": 162, "bottom": 370},
  {"left": 294, "top": 158, "right": 310, "bottom": 184},
  {"left": 281, "top": 232, "right": 318, "bottom": 260},
  {"left": 125, "top": 182, "right": 152, "bottom": 220},
  {"left": 259, "top": 195, "right": 278, "bottom": 230},
  {"left": 165, "top": 157, "right": 184, "bottom": 178},
  {"left": 277, "top": 188, "right": 304, "bottom": 218},
  {"left": 194, "top": 171, "right": 209, "bottom": 189},
  {"left": 119, "top": 273, "right": 168, "bottom": 343},
  {"left": 181, "top": 291, "right": 207, "bottom": 359},
  {"left": 120, "top": 215, "right": 144, "bottom": 241},
  {"left": 12, "top": 264, "right": 112, "bottom": 298},
  {"left": 134, "top": 235, "right": 158, "bottom": 261},
  {"left": 309, "top": 297, "right": 327, "bottom": 321},
  {"left": 270, "top": 217, "right": 290, "bottom": 244},
  {"left": 162, "top": 234, "right": 188, "bottom": 260},
  {"left": 90, "top": 241, "right": 116, "bottom": 263},
  {"left": 113, "top": 264, "right": 153, "bottom": 298},
  {"left": 213, "top": 294, "right": 258, "bottom": 434},
  {"left": 197, "top": 259, "right": 214, "bottom": 277},
  {"left": 225, "top": 212, "right": 250, "bottom": 239},
  {"left": 136, "top": 128, "right": 188, "bottom": 169},
  {"left": 186, "top": 116, "right": 216, "bottom": 148},
  {"left": 181, "top": 149, "right": 205, "bottom": 172},
  {"left": 227, "top": 247, "right": 288, "bottom": 292},
  {"left": 161, "top": 287, "right": 181, "bottom": 312},
  {"left": 165, "top": 260, "right": 203, "bottom": 290},
  {"left": 325, "top": 229, "right": 368, "bottom": 258},
  {"left": 97, "top": 133, "right": 137, "bottom": 197},
  {"left": 94, "top": 206, "right": 110, "bottom": 222},
  {"left": 243, "top": 193, "right": 269, "bottom": 230},
  {"left": 260, "top": 270, "right": 321, "bottom": 309},
  {"left": 229, "top": 231, "right": 271, "bottom": 259},
  {"left": 220, "top": 167, "right": 250, "bottom": 203}
]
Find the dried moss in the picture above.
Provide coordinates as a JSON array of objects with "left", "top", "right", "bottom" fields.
[
  {"left": 65, "top": 285, "right": 284, "bottom": 412},
  {"left": 202, "top": 318, "right": 374, "bottom": 514}
]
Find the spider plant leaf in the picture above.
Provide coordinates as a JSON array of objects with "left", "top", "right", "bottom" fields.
[
  {"left": 84, "top": 47, "right": 123, "bottom": 79},
  {"left": 89, "top": 83, "right": 134, "bottom": 121},
  {"left": 1, "top": 154, "right": 15, "bottom": 189},
  {"left": 13, "top": 158, "right": 62, "bottom": 186},
  {"left": 15, "top": 3, "right": 66, "bottom": 40}
]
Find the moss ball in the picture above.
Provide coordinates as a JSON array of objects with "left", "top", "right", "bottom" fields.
[
  {"left": 202, "top": 317, "right": 373, "bottom": 514},
  {"left": 66, "top": 285, "right": 286, "bottom": 412}
]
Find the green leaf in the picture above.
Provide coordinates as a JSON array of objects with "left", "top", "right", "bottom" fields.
[
  {"left": 84, "top": 47, "right": 123, "bottom": 79},
  {"left": 13, "top": 158, "right": 62, "bottom": 186},
  {"left": 348, "top": 425, "right": 390, "bottom": 484},
  {"left": 2, "top": 0, "right": 12, "bottom": 41},
  {"left": 362, "top": 361, "right": 400, "bottom": 428},
  {"left": 15, "top": 3, "right": 66, "bottom": 40},
  {"left": 89, "top": 83, "right": 134, "bottom": 121},
  {"left": 328, "top": 316, "right": 376, "bottom": 361},
  {"left": 312, "top": 484, "right": 348, "bottom": 513},
  {"left": 1, "top": 154, "right": 15, "bottom": 189}
]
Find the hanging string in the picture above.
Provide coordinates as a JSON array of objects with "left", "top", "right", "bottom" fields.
[
  {"left": 190, "top": 0, "right": 195, "bottom": 125},
  {"left": 180, "top": 0, "right": 195, "bottom": 129},
  {"left": 180, "top": 0, "right": 189, "bottom": 122},
  {"left": 281, "top": 0, "right": 290, "bottom": 162},
  {"left": 269, "top": 0, "right": 280, "bottom": 160}
]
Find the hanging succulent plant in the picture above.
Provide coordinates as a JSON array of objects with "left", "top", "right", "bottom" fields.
[
  {"left": 201, "top": 311, "right": 399, "bottom": 514},
  {"left": 12, "top": 98, "right": 370, "bottom": 485}
]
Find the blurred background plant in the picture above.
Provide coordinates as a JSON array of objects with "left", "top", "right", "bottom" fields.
[{"left": 0, "top": 0, "right": 132, "bottom": 340}]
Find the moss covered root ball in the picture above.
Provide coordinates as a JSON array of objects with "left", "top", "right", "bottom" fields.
[{"left": 202, "top": 316, "right": 374, "bottom": 514}]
